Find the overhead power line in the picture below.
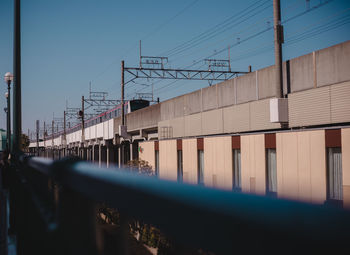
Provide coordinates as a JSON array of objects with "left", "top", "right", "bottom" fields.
[
  {"left": 204, "top": 0, "right": 334, "bottom": 60},
  {"left": 89, "top": 0, "right": 199, "bottom": 85},
  {"left": 161, "top": 0, "right": 270, "bottom": 57}
]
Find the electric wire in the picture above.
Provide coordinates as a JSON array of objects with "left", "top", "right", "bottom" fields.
[
  {"left": 163, "top": 0, "right": 271, "bottom": 58},
  {"left": 154, "top": 0, "right": 339, "bottom": 98},
  {"left": 160, "top": 0, "right": 268, "bottom": 56}
]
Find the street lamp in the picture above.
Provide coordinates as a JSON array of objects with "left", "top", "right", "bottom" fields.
[{"left": 4, "top": 72, "right": 13, "bottom": 152}]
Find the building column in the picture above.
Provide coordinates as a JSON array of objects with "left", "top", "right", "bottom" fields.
[
  {"left": 118, "top": 146, "right": 121, "bottom": 168},
  {"left": 92, "top": 144, "right": 95, "bottom": 162},
  {"left": 99, "top": 143, "right": 102, "bottom": 168},
  {"left": 107, "top": 145, "right": 110, "bottom": 168},
  {"left": 130, "top": 142, "right": 133, "bottom": 161}
]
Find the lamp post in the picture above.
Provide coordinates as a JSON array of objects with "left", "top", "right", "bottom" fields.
[{"left": 4, "top": 72, "right": 13, "bottom": 152}]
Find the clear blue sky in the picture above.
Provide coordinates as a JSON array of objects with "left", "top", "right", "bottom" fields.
[{"left": 0, "top": 0, "right": 350, "bottom": 135}]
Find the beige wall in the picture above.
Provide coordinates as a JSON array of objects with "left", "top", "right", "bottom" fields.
[
  {"left": 241, "top": 134, "right": 266, "bottom": 195},
  {"left": 342, "top": 128, "right": 350, "bottom": 208},
  {"left": 183, "top": 139, "right": 198, "bottom": 184},
  {"left": 139, "top": 141, "right": 155, "bottom": 171},
  {"left": 204, "top": 137, "right": 233, "bottom": 190},
  {"left": 159, "top": 140, "right": 177, "bottom": 181},
  {"left": 139, "top": 126, "right": 350, "bottom": 206},
  {"left": 276, "top": 130, "right": 327, "bottom": 204}
]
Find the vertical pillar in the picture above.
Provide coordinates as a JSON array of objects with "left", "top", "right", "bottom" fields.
[
  {"left": 121, "top": 61, "right": 125, "bottom": 126},
  {"left": 130, "top": 142, "right": 133, "bottom": 161},
  {"left": 92, "top": 144, "right": 95, "bottom": 163},
  {"left": 99, "top": 143, "right": 102, "bottom": 168},
  {"left": 107, "top": 145, "right": 110, "bottom": 168},
  {"left": 13, "top": 0, "right": 22, "bottom": 154},
  {"left": 273, "top": 0, "right": 283, "bottom": 98},
  {"left": 118, "top": 146, "right": 121, "bottom": 168}
]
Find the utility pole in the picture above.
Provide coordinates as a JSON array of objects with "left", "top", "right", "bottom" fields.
[
  {"left": 36, "top": 120, "right": 39, "bottom": 156},
  {"left": 64, "top": 110, "right": 66, "bottom": 141},
  {"left": 81, "top": 96, "right": 85, "bottom": 158},
  {"left": 51, "top": 119, "right": 54, "bottom": 159},
  {"left": 273, "top": 0, "right": 284, "bottom": 98},
  {"left": 13, "top": 0, "right": 22, "bottom": 154},
  {"left": 43, "top": 121, "right": 46, "bottom": 149},
  {"left": 81, "top": 96, "right": 85, "bottom": 142},
  {"left": 6, "top": 80, "right": 11, "bottom": 152},
  {"left": 121, "top": 60, "right": 125, "bottom": 126}
]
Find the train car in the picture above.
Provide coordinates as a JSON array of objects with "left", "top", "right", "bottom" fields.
[
  {"left": 80, "top": 99, "right": 150, "bottom": 130},
  {"left": 127, "top": 99, "right": 150, "bottom": 113}
]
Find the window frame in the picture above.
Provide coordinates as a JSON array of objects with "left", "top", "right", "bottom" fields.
[
  {"left": 177, "top": 150, "right": 183, "bottom": 182},
  {"left": 232, "top": 149, "right": 242, "bottom": 192},
  {"left": 197, "top": 150, "right": 204, "bottom": 186},
  {"left": 266, "top": 148, "right": 277, "bottom": 197},
  {"left": 326, "top": 147, "right": 343, "bottom": 207}
]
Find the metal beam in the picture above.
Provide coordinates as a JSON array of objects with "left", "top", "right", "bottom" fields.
[{"left": 124, "top": 67, "right": 247, "bottom": 83}]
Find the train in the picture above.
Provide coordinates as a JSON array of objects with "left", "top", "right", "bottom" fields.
[{"left": 46, "top": 99, "right": 150, "bottom": 139}]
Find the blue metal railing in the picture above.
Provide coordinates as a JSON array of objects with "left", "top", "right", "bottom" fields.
[{"left": 4, "top": 155, "right": 350, "bottom": 254}]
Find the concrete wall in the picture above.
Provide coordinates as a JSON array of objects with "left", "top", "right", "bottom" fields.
[
  {"left": 139, "top": 141, "right": 155, "bottom": 170},
  {"left": 289, "top": 53, "right": 315, "bottom": 92},
  {"left": 185, "top": 113, "right": 202, "bottom": 137},
  {"left": 223, "top": 103, "right": 250, "bottom": 133},
  {"left": 217, "top": 78, "right": 235, "bottom": 108},
  {"left": 287, "top": 40, "right": 350, "bottom": 92},
  {"left": 184, "top": 90, "right": 202, "bottom": 115},
  {"left": 257, "top": 66, "right": 276, "bottom": 99},
  {"left": 183, "top": 139, "right": 198, "bottom": 184},
  {"left": 241, "top": 134, "right": 266, "bottom": 195},
  {"left": 236, "top": 71, "right": 256, "bottom": 104},
  {"left": 202, "top": 85, "right": 218, "bottom": 111},
  {"left": 342, "top": 128, "right": 350, "bottom": 208},
  {"left": 276, "top": 130, "right": 327, "bottom": 204},
  {"left": 113, "top": 117, "right": 122, "bottom": 135},
  {"left": 204, "top": 137, "right": 233, "bottom": 190},
  {"left": 96, "top": 123, "right": 103, "bottom": 138},
  {"left": 159, "top": 98, "right": 280, "bottom": 139},
  {"left": 289, "top": 80, "right": 350, "bottom": 127},
  {"left": 201, "top": 109, "right": 224, "bottom": 135},
  {"left": 316, "top": 41, "right": 350, "bottom": 87},
  {"left": 126, "top": 103, "right": 160, "bottom": 131},
  {"left": 159, "top": 140, "right": 177, "bottom": 181}
]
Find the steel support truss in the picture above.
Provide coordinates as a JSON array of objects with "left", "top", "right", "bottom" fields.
[{"left": 123, "top": 67, "right": 248, "bottom": 85}]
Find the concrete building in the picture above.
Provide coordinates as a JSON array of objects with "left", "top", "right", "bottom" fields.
[{"left": 30, "top": 40, "right": 350, "bottom": 207}]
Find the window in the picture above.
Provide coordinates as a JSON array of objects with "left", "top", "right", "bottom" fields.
[
  {"left": 327, "top": 147, "right": 343, "bottom": 203},
  {"left": 177, "top": 150, "right": 183, "bottom": 182},
  {"left": 233, "top": 149, "right": 241, "bottom": 191},
  {"left": 266, "top": 148, "right": 277, "bottom": 196},
  {"left": 155, "top": 150, "right": 159, "bottom": 177},
  {"left": 198, "top": 150, "right": 204, "bottom": 185}
]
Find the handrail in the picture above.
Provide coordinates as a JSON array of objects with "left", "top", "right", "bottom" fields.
[{"left": 18, "top": 156, "right": 350, "bottom": 254}]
